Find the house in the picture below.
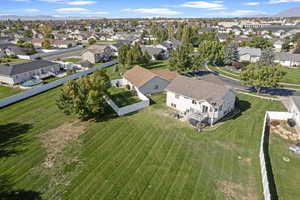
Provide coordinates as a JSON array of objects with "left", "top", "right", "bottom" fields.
[
  {"left": 165, "top": 75, "right": 236, "bottom": 124},
  {"left": 288, "top": 96, "right": 300, "bottom": 128},
  {"left": 293, "top": 47, "right": 300, "bottom": 54},
  {"left": 32, "top": 38, "right": 76, "bottom": 49},
  {"left": 158, "top": 40, "right": 181, "bottom": 51},
  {"left": 0, "top": 60, "right": 61, "bottom": 85},
  {"left": 238, "top": 47, "right": 261, "bottom": 63},
  {"left": 142, "top": 46, "right": 169, "bottom": 60},
  {"left": 274, "top": 52, "right": 300, "bottom": 67},
  {"left": 122, "top": 65, "right": 178, "bottom": 95},
  {"left": 273, "top": 39, "right": 284, "bottom": 52},
  {"left": 82, "top": 44, "right": 114, "bottom": 64}
]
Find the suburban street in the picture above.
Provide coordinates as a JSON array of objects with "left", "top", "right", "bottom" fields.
[
  {"left": 44, "top": 49, "right": 85, "bottom": 61},
  {"left": 205, "top": 70, "right": 300, "bottom": 96}
]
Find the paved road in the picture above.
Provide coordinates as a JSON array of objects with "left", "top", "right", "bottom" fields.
[
  {"left": 202, "top": 70, "right": 300, "bottom": 97},
  {"left": 44, "top": 49, "right": 85, "bottom": 61}
]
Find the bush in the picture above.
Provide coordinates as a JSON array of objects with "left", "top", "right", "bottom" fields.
[{"left": 125, "top": 84, "right": 131, "bottom": 90}]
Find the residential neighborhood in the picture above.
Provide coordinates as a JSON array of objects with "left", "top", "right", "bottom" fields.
[{"left": 1, "top": 1, "right": 300, "bottom": 200}]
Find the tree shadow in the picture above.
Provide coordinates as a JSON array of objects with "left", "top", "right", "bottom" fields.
[
  {"left": 0, "top": 123, "right": 33, "bottom": 158},
  {"left": 249, "top": 87, "right": 295, "bottom": 97},
  {"left": 263, "top": 124, "right": 278, "bottom": 200},
  {"left": 0, "top": 175, "right": 42, "bottom": 200}
]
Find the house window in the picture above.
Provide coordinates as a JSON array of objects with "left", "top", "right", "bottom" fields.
[
  {"left": 202, "top": 105, "right": 208, "bottom": 113},
  {"left": 175, "top": 94, "right": 180, "bottom": 99},
  {"left": 192, "top": 100, "right": 197, "bottom": 105},
  {"left": 154, "top": 85, "right": 159, "bottom": 90},
  {"left": 171, "top": 103, "right": 176, "bottom": 108},
  {"left": 219, "top": 105, "right": 223, "bottom": 111}
]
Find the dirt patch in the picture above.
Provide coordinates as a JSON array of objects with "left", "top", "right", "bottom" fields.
[
  {"left": 270, "top": 120, "right": 298, "bottom": 141},
  {"left": 217, "top": 180, "right": 257, "bottom": 200},
  {"left": 40, "top": 120, "right": 88, "bottom": 168}
]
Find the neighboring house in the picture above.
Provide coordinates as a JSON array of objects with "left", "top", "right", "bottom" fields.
[
  {"left": 82, "top": 44, "right": 114, "bottom": 64},
  {"left": 274, "top": 52, "right": 300, "bottom": 67},
  {"left": 288, "top": 96, "right": 300, "bottom": 128},
  {"left": 293, "top": 47, "right": 300, "bottom": 54},
  {"left": 32, "top": 38, "right": 76, "bottom": 48},
  {"left": 158, "top": 40, "right": 182, "bottom": 51},
  {"left": 273, "top": 39, "right": 284, "bottom": 52},
  {"left": 122, "top": 65, "right": 178, "bottom": 95},
  {"left": 0, "top": 60, "right": 61, "bottom": 85},
  {"left": 165, "top": 75, "right": 236, "bottom": 124},
  {"left": 238, "top": 47, "right": 261, "bottom": 63},
  {"left": 0, "top": 43, "right": 29, "bottom": 57},
  {"left": 142, "top": 46, "right": 169, "bottom": 60}
]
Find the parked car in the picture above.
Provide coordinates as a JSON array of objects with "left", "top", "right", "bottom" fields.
[{"left": 289, "top": 145, "right": 300, "bottom": 155}]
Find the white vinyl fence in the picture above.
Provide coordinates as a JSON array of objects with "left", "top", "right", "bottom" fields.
[
  {"left": 0, "top": 60, "right": 117, "bottom": 108},
  {"left": 260, "top": 111, "right": 293, "bottom": 200},
  {"left": 105, "top": 88, "right": 150, "bottom": 116},
  {"left": 18, "top": 45, "right": 83, "bottom": 60}
]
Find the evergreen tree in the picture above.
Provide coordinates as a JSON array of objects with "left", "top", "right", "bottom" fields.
[
  {"left": 260, "top": 47, "right": 274, "bottom": 65},
  {"left": 224, "top": 42, "right": 239, "bottom": 66},
  {"left": 196, "top": 41, "right": 224, "bottom": 66}
]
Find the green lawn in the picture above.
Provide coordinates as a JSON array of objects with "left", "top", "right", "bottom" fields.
[
  {"left": 269, "top": 133, "right": 300, "bottom": 200},
  {"left": 62, "top": 58, "right": 81, "bottom": 63},
  {"left": 108, "top": 87, "right": 141, "bottom": 107},
  {"left": 0, "top": 85, "right": 22, "bottom": 99},
  {"left": 0, "top": 86, "right": 286, "bottom": 200},
  {"left": 280, "top": 67, "right": 300, "bottom": 85},
  {"left": 0, "top": 58, "right": 25, "bottom": 64}
]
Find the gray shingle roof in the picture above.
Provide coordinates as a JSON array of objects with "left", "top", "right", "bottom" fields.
[
  {"left": 238, "top": 47, "right": 261, "bottom": 57},
  {"left": 0, "top": 60, "right": 58, "bottom": 76},
  {"left": 165, "top": 75, "right": 231, "bottom": 105},
  {"left": 274, "top": 52, "right": 300, "bottom": 62}
]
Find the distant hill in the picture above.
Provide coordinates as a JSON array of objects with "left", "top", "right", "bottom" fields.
[
  {"left": 0, "top": 15, "right": 104, "bottom": 21},
  {"left": 275, "top": 8, "right": 300, "bottom": 17}
]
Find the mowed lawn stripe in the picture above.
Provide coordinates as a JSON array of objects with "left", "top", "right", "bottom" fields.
[
  {"left": 86, "top": 113, "right": 162, "bottom": 199},
  {"left": 98, "top": 124, "right": 164, "bottom": 200},
  {"left": 64, "top": 117, "right": 139, "bottom": 199},
  {"left": 113, "top": 127, "right": 175, "bottom": 200}
]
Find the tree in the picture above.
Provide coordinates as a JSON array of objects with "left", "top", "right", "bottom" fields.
[
  {"left": 88, "top": 38, "right": 96, "bottom": 45},
  {"left": 41, "top": 39, "right": 51, "bottom": 49},
  {"left": 118, "top": 44, "right": 130, "bottom": 66},
  {"left": 224, "top": 42, "right": 239, "bottom": 66},
  {"left": 240, "top": 64, "right": 285, "bottom": 94},
  {"left": 196, "top": 41, "right": 224, "bottom": 66},
  {"left": 56, "top": 69, "right": 110, "bottom": 119},
  {"left": 247, "top": 37, "right": 273, "bottom": 50},
  {"left": 260, "top": 47, "right": 274, "bottom": 65},
  {"left": 169, "top": 44, "right": 193, "bottom": 73},
  {"left": 24, "top": 29, "right": 33, "bottom": 38},
  {"left": 39, "top": 24, "right": 52, "bottom": 38}
]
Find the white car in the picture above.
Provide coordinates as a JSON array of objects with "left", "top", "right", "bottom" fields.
[{"left": 289, "top": 146, "right": 300, "bottom": 155}]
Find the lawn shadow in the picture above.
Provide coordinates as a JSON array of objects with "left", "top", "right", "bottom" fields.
[
  {"left": 218, "top": 99, "right": 251, "bottom": 123},
  {"left": 0, "top": 175, "right": 42, "bottom": 200},
  {"left": 0, "top": 123, "right": 33, "bottom": 158},
  {"left": 251, "top": 87, "right": 295, "bottom": 97},
  {"left": 263, "top": 124, "right": 278, "bottom": 200}
]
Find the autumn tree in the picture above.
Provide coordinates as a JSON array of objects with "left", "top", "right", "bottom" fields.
[
  {"left": 240, "top": 64, "right": 285, "bottom": 94},
  {"left": 41, "top": 39, "right": 51, "bottom": 49},
  {"left": 169, "top": 44, "right": 193, "bottom": 73},
  {"left": 196, "top": 41, "right": 224, "bottom": 66},
  {"left": 56, "top": 69, "right": 110, "bottom": 119}
]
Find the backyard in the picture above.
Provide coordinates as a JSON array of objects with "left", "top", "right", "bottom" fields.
[
  {"left": 0, "top": 85, "right": 287, "bottom": 200},
  {"left": 108, "top": 87, "right": 141, "bottom": 107},
  {"left": 269, "top": 132, "right": 300, "bottom": 199}
]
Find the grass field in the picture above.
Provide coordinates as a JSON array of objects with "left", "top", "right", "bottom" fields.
[
  {"left": 269, "top": 133, "right": 300, "bottom": 200},
  {"left": 108, "top": 87, "right": 141, "bottom": 107},
  {"left": 62, "top": 58, "right": 81, "bottom": 63},
  {"left": 0, "top": 84, "right": 286, "bottom": 200},
  {"left": 0, "top": 85, "right": 22, "bottom": 99}
]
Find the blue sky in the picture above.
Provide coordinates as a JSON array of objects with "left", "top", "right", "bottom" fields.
[{"left": 1, "top": 0, "right": 300, "bottom": 18}]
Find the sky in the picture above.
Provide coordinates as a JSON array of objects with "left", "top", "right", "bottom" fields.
[{"left": 1, "top": 0, "right": 300, "bottom": 18}]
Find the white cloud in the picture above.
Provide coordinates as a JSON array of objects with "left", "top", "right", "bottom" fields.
[
  {"left": 268, "top": 0, "right": 300, "bottom": 4},
  {"left": 209, "top": 9, "right": 266, "bottom": 17},
  {"left": 67, "top": 1, "right": 96, "bottom": 5},
  {"left": 23, "top": 8, "right": 40, "bottom": 12},
  {"left": 55, "top": 7, "right": 89, "bottom": 13},
  {"left": 55, "top": 7, "right": 107, "bottom": 15},
  {"left": 123, "top": 8, "right": 180, "bottom": 15},
  {"left": 180, "top": 1, "right": 226, "bottom": 10},
  {"left": 244, "top": 2, "right": 261, "bottom": 6}
]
